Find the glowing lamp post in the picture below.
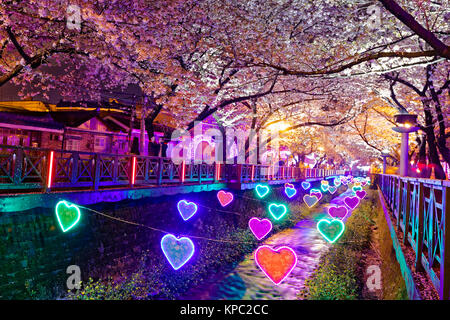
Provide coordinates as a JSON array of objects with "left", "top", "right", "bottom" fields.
[
  {"left": 392, "top": 114, "right": 419, "bottom": 177},
  {"left": 381, "top": 149, "right": 390, "bottom": 174}
]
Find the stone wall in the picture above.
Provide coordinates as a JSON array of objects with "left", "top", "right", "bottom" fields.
[{"left": 0, "top": 181, "right": 330, "bottom": 299}]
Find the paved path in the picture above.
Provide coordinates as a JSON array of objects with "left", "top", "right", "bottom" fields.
[{"left": 181, "top": 188, "right": 354, "bottom": 300}]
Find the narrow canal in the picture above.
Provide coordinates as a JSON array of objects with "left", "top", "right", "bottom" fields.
[{"left": 181, "top": 188, "right": 354, "bottom": 300}]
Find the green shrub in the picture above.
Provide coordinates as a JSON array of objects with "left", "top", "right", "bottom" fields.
[{"left": 300, "top": 190, "right": 377, "bottom": 300}]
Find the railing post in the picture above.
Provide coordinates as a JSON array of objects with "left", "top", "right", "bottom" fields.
[
  {"left": 93, "top": 154, "right": 101, "bottom": 190},
  {"left": 180, "top": 161, "right": 185, "bottom": 184},
  {"left": 403, "top": 180, "right": 411, "bottom": 245},
  {"left": 71, "top": 152, "right": 79, "bottom": 184},
  {"left": 396, "top": 178, "right": 403, "bottom": 230},
  {"left": 237, "top": 164, "right": 243, "bottom": 183},
  {"left": 415, "top": 181, "right": 425, "bottom": 272},
  {"left": 439, "top": 184, "right": 450, "bottom": 299},
  {"left": 198, "top": 164, "right": 202, "bottom": 184},
  {"left": 144, "top": 157, "right": 149, "bottom": 183},
  {"left": 44, "top": 150, "right": 54, "bottom": 192},
  {"left": 157, "top": 157, "right": 163, "bottom": 185},
  {"left": 13, "top": 147, "right": 24, "bottom": 185}
]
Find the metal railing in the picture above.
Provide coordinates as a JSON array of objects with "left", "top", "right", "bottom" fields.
[
  {"left": 377, "top": 174, "right": 450, "bottom": 299},
  {"left": 0, "top": 144, "right": 346, "bottom": 192}
]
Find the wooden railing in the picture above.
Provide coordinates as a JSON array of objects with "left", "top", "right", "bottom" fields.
[
  {"left": 377, "top": 174, "right": 450, "bottom": 299},
  {"left": 0, "top": 144, "right": 346, "bottom": 192}
]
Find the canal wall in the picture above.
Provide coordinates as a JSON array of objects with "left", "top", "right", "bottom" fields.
[{"left": 0, "top": 181, "right": 344, "bottom": 299}]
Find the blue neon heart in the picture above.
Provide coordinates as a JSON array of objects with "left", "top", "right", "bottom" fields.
[
  {"left": 268, "top": 203, "right": 288, "bottom": 220},
  {"left": 301, "top": 181, "right": 311, "bottom": 190},
  {"left": 285, "top": 186, "right": 297, "bottom": 198},
  {"left": 256, "top": 185, "right": 270, "bottom": 198},
  {"left": 177, "top": 200, "right": 198, "bottom": 221},
  {"left": 161, "top": 234, "right": 195, "bottom": 270}
]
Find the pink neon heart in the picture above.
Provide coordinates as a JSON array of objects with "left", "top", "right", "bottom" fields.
[
  {"left": 344, "top": 196, "right": 360, "bottom": 210},
  {"left": 361, "top": 181, "right": 367, "bottom": 186},
  {"left": 285, "top": 183, "right": 294, "bottom": 189},
  {"left": 248, "top": 217, "right": 273, "bottom": 240},
  {"left": 310, "top": 192, "right": 322, "bottom": 200},
  {"left": 217, "top": 190, "right": 234, "bottom": 207},
  {"left": 328, "top": 205, "right": 349, "bottom": 219},
  {"left": 356, "top": 190, "right": 367, "bottom": 199}
]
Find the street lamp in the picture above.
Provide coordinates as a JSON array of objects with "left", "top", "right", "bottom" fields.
[
  {"left": 381, "top": 149, "right": 390, "bottom": 174},
  {"left": 392, "top": 113, "right": 419, "bottom": 177}
]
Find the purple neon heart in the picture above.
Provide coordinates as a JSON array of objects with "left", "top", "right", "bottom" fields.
[
  {"left": 328, "top": 205, "right": 348, "bottom": 219},
  {"left": 356, "top": 190, "right": 367, "bottom": 199},
  {"left": 310, "top": 192, "right": 322, "bottom": 200},
  {"left": 177, "top": 200, "right": 198, "bottom": 221},
  {"left": 249, "top": 217, "right": 273, "bottom": 240},
  {"left": 344, "top": 196, "right": 360, "bottom": 210}
]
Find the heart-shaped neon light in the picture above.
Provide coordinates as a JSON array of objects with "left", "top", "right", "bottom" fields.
[
  {"left": 352, "top": 186, "right": 363, "bottom": 193},
  {"left": 301, "top": 181, "right": 311, "bottom": 190},
  {"left": 356, "top": 190, "right": 367, "bottom": 199},
  {"left": 256, "top": 185, "right": 270, "bottom": 198},
  {"left": 268, "top": 203, "right": 288, "bottom": 220},
  {"left": 254, "top": 245, "right": 298, "bottom": 285},
  {"left": 177, "top": 200, "right": 198, "bottom": 221},
  {"left": 249, "top": 217, "right": 273, "bottom": 240},
  {"left": 321, "top": 184, "right": 329, "bottom": 192},
  {"left": 303, "top": 194, "right": 319, "bottom": 208},
  {"left": 333, "top": 178, "right": 341, "bottom": 187},
  {"left": 310, "top": 189, "right": 323, "bottom": 200},
  {"left": 55, "top": 201, "right": 81, "bottom": 232},
  {"left": 161, "top": 234, "right": 195, "bottom": 270},
  {"left": 317, "top": 219, "right": 345, "bottom": 243},
  {"left": 328, "top": 186, "right": 337, "bottom": 194},
  {"left": 327, "top": 205, "right": 349, "bottom": 219},
  {"left": 344, "top": 196, "right": 360, "bottom": 210},
  {"left": 321, "top": 180, "right": 329, "bottom": 185},
  {"left": 285, "top": 183, "right": 294, "bottom": 189},
  {"left": 285, "top": 186, "right": 297, "bottom": 198},
  {"left": 217, "top": 190, "right": 234, "bottom": 207}
]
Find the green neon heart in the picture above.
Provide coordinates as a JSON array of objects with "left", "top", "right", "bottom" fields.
[
  {"left": 268, "top": 203, "right": 287, "bottom": 220},
  {"left": 317, "top": 218, "right": 345, "bottom": 243},
  {"left": 55, "top": 201, "right": 81, "bottom": 232},
  {"left": 352, "top": 186, "right": 363, "bottom": 192},
  {"left": 255, "top": 185, "right": 270, "bottom": 198}
]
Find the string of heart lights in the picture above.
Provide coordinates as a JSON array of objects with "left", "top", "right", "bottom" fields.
[{"left": 53, "top": 175, "right": 370, "bottom": 283}]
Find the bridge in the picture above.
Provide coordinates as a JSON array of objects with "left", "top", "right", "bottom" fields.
[{"left": 0, "top": 144, "right": 346, "bottom": 212}]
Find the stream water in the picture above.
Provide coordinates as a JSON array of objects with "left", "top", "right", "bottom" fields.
[{"left": 181, "top": 188, "right": 354, "bottom": 300}]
